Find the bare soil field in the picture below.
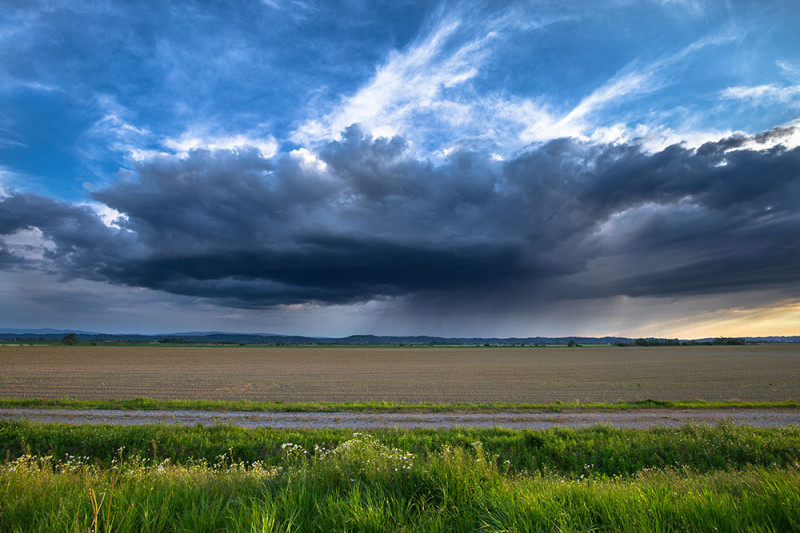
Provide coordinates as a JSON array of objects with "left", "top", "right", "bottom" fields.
[{"left": 0, "top": 345, "right": 798, "bottom": 403}]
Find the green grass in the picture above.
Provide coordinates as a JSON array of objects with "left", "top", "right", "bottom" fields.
[
  {"left": 3, "top": 421, "right": 800, "bottom": 477},
  {"left": 1, "top": 426, "right": 799, "bottom": 532},
  {"left": 3, "top": 396, "right": 800, "bottom": 413}
]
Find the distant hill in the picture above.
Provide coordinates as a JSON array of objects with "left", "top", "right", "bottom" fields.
[
  {"left": 1, "top": 330, "right": 798, "bottom": 345},
  {"left": 0, "top": 328, "right": 101, "bottom": 335}
]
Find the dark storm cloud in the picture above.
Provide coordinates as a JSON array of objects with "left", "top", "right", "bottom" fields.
[
  {"left": 0, "top": 244, "right": 21, "bottom": 268},
  {"left": 1, "top": 126, "right": 798, "bottom": 307},
  {"left": 0, "top": 193, "right": 134, "bottom": 277},
  {"left": 754, "top": 125, "right": 796, "bottom": 144},
  {"left": 112, "top": 238, "right": 527, "bottom": 307}
]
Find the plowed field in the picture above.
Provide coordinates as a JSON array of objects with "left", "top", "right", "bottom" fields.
[{"left": 1, "top": 345, "right": 798, "bottom": 403}]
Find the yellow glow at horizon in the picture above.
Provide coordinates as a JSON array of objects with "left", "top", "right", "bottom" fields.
[{"left": 651, "top": 301, "right": 800, "bottom": 339}]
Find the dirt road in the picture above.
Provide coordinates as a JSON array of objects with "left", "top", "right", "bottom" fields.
[{"left": 1, "top": 408, "right": 798, "bottom": 430}]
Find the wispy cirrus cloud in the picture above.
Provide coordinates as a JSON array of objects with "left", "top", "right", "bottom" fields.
[
  {"left": 292, "top": 8, "right": 742, "bottom": 159},
  {"left": 163, "top": 132, "right": 278, "bottom": 159},
  {"left": 293, "top": 16, "right": 494, "bottom": 146},
  {"left": 721, "top": 84, "right": 800, "bottom": 107},
  {"left": 85, "top": 96, "right": 279, "bottom": 163},
  {"left": 777, "top": 60, "right": 800, "bottom": 79}
]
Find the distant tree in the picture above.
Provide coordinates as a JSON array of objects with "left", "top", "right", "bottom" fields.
[
  {"left": 713, "top": 337, "right": 746, "bottom": 345},
  {"left": 567, "top": 339, "right": 577, "bottom": 347},
  {"left": 60, "top": 333, "right": 78, "bottom": 346},
  {"left": 158, "top": 337, "right": 186, "bottom": 344}
]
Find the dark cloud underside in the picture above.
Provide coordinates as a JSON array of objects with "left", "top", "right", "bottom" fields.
[{"left": 1, "top": 127, "right": 799, "bottom": 308}]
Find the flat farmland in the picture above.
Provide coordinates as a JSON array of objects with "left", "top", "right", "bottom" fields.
[{"left": 0, "top": 345, "right": 798, "bottom": 403}]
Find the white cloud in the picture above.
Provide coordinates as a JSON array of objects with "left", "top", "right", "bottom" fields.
[
  {"left": 126, "top": 148, "right": 170, "bottom": 162},
  {"left": 777, "top": 60, "right": 800, "bottom": 80},
  {"left": 321, "top": 18, "right": 734, "bottom": 156},
  {"left": 84, "top": 96, "right": 158, "bottom": 162},
  {"left": 545, "top": 33, "right": 735, "bottom": 145},
  {"left": 564, "top": 71, "right": 653, "bottom": 127},
  {"left": 629, "top": 123, "right": 734, "bottom": 152},
  {"left": 0, "top": 78, "right": 58, "bottom": 93},
  {"left": 2, "top": 228, "right": 56, "bottom": 263},
  {"left": 736, "top": 118, "right": 800, "bottom": 151},
  {"left": 164, "top": 132, "right": 278, "bottom": 158},
  {"left": 479, "top": 70, "right": 658, "bottom": 148},
  {"left": 486, "top": 97, "right": 562, "bottom": 143},
  {"left": 88, "top": 96, "right": 279, "bottom": 163},
  {"left": 721, "top": 84, "right": 800, "bottom": 107},
  {"left": 78, "top": 202, "right": 127, "bottom": 229},
  {"left": 0, "top": 136, "right": 26, "bottom": 149},
  {"left": 492, "top": 75, "right": 654, "bottom": 147},
  {"left": 292, "top": 17, "right": 494, "bottom": 145},
  {"left": 286, "top": 9, "right": 742, "bottom": 162},
  {"left": 508, "top": 30, "right": 740, "bottom": 148},
  {"left": 289, "top": 147, "right": 327, "bottom": 173},
  {"left": 625, "top": 120, "right": 800, "bottom": 154}
]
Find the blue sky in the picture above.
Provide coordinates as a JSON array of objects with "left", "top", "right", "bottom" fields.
[{"left": 1, "top": 0, "right": 799, "bottom": 336}]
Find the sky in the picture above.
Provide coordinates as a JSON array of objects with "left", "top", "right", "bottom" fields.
[{"left": 1, "top": 0, "right": 799, "bottom": 337}]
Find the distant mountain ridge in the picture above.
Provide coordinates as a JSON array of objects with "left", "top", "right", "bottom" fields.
[
  {"left": 1, "top": 329, "right": 798, "bottom": 344},
  {"left": 0, "top": 328, "right": 101, "bottom": 335}
]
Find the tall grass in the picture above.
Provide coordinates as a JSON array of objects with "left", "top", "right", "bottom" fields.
[
  {"left": 3, "top": 421, "right": 799, "bottom": 477},
  {"left": 2, "top": 433, "right": 799, "bottom": 531}
]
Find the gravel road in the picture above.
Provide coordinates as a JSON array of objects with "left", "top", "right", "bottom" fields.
[{"left": 1, "top": 408, "right": 799, "bottom": 430}]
